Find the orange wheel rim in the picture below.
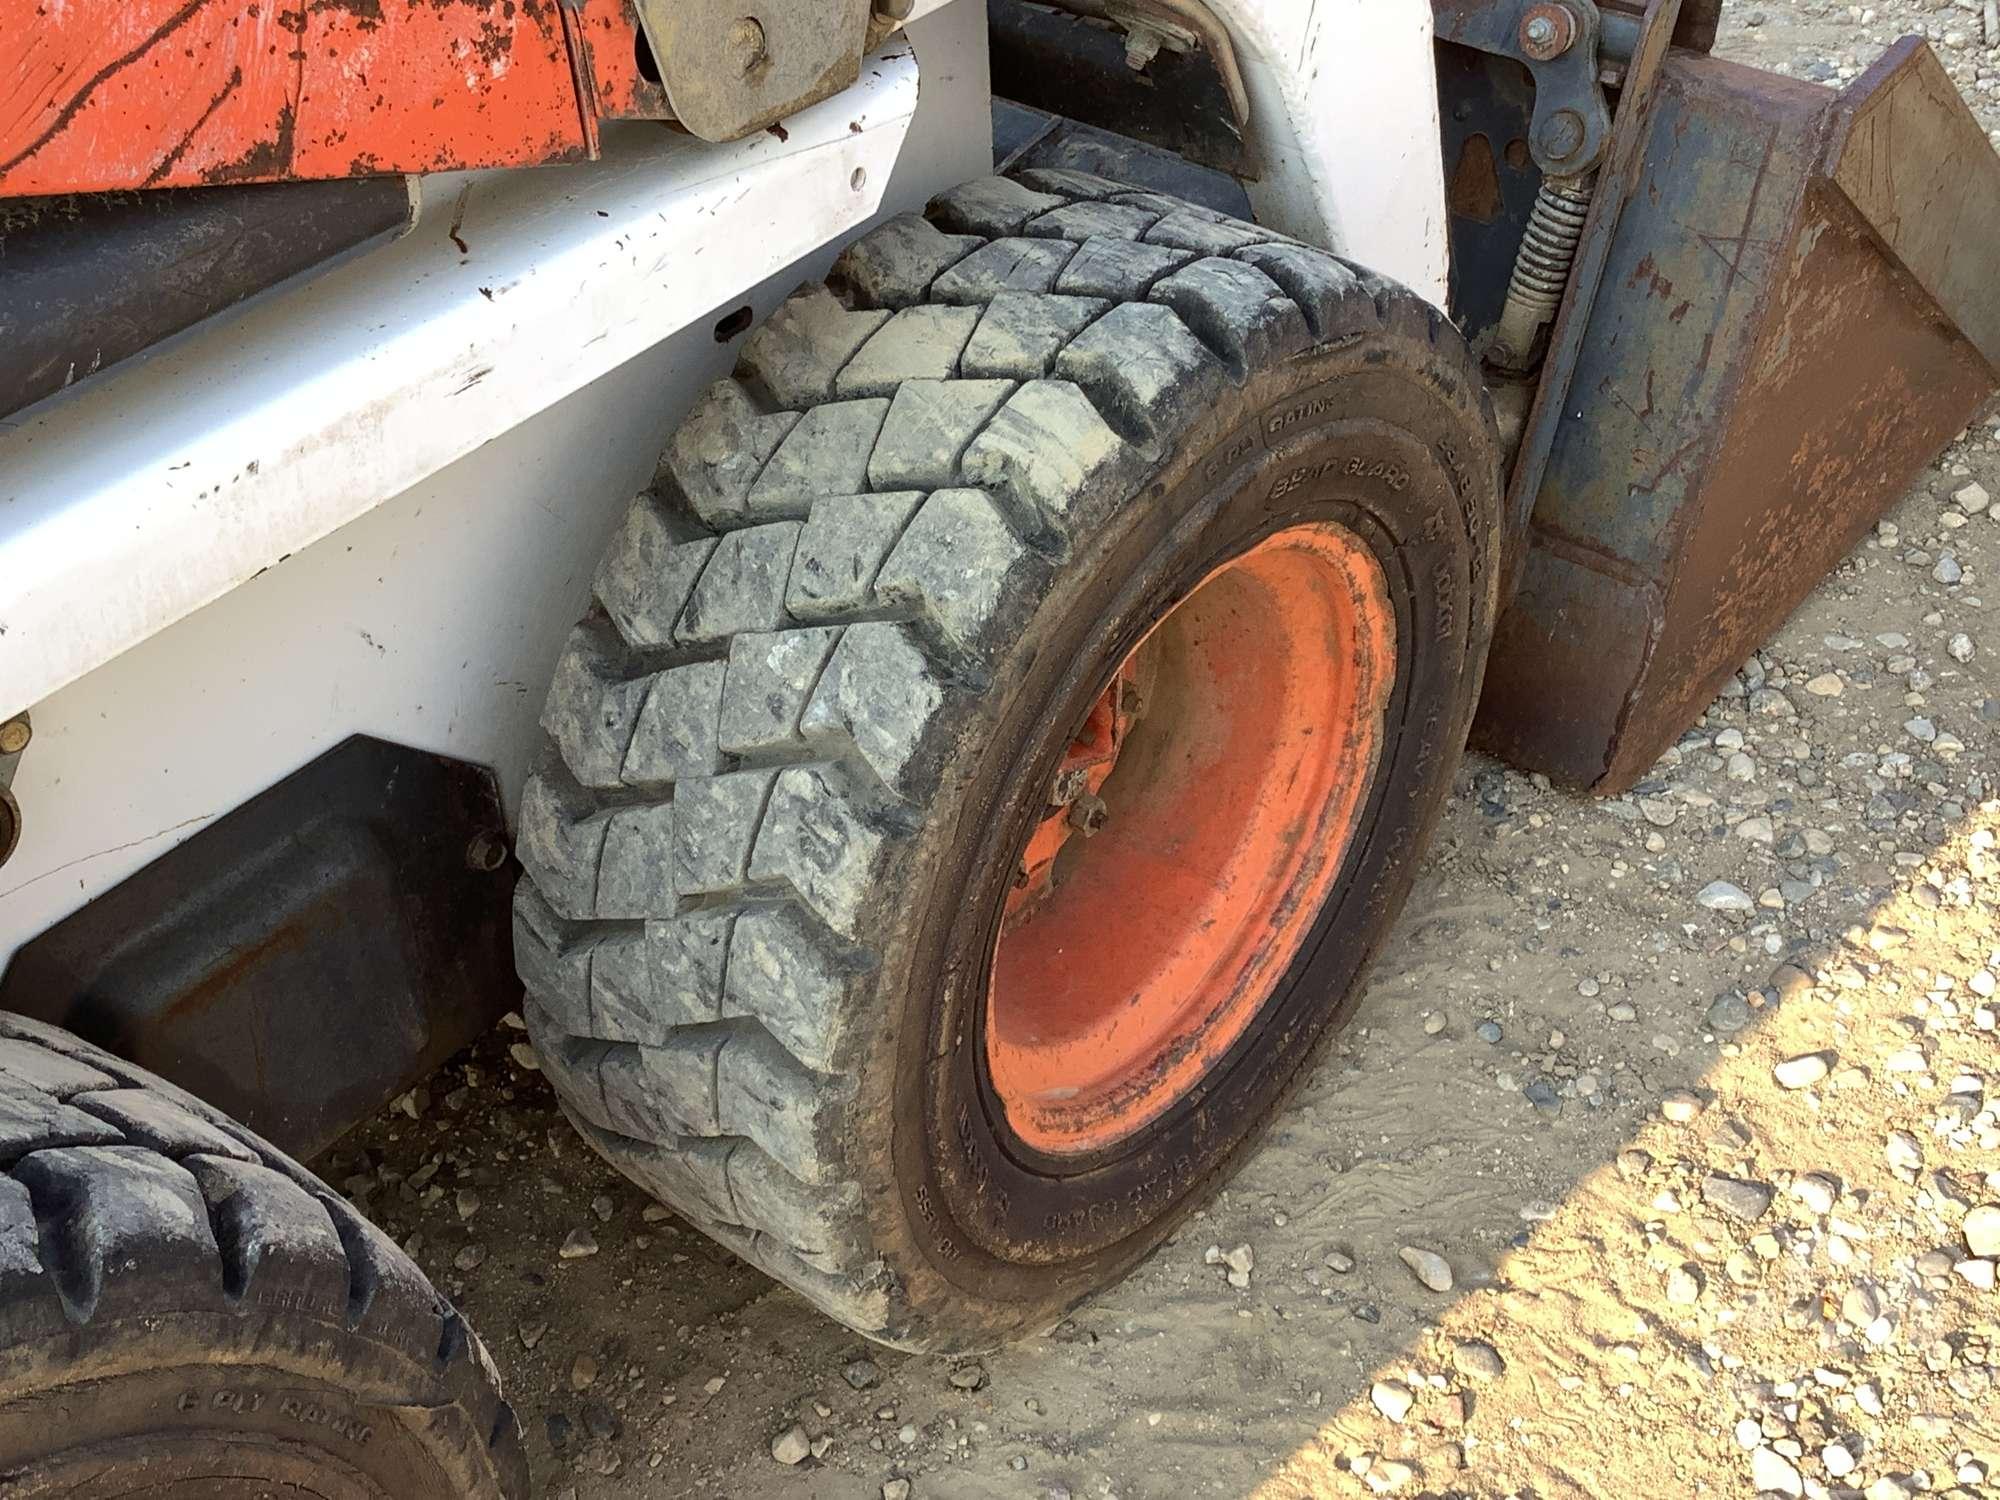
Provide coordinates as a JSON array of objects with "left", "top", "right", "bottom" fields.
[{"left": 985, "top": 523, "right": 1397, "bottom": 1156}]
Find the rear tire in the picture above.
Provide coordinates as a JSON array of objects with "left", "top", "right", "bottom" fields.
[
  {"left": 0, "top": 1012, "right": 525, "bottom": 1496},
  {"left": 515, "top": 170, "right": 1504, "bottom": 1351}
]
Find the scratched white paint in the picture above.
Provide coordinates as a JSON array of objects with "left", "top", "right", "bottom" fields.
[
  {"left": 0, "top": 297, "right": 796, "bottom": 950},
  {"left": 0, "top": 0, "right": 1446, "bottom": 723},
  {"left": 0, "top": 1, "right": 995, "bottom": 965},
  {"left": 0, "top": 42, "right": 926, "bottom": 721}
]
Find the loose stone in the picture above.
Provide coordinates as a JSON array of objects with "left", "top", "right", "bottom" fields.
[
  {"left": 1398, "top": 1247, "right": 1453, "bottom": 1292},
  {"left": 1773, "top": 1052, "right": 1833, "bottom": 1089},
  {"left": 771, "top": 1424, "right": 811, "bottom": 1465},
  {"left": 1702, "top": 1175, "right": 1774, "bottom": 1222},
  {"left": 1370, "top": 1380, "right": 1414, "bottom": 1423}
]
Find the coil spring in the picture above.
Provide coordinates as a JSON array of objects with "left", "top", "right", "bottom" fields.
[{"left": 1490, "top": 174, "right": 1595, "bottom": 371}]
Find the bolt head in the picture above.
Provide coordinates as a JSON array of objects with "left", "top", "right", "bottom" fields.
[
  {"left": 727, "top": 15, "right": 767, "bottom": 74},
  {"left": 1068, "top": 794, "right": 1110, "bottom": 836},
  {"left": 1520, "top": 3, "right": 1578, "bottom": 60},
  {"left": 0, "top": 720, "right": 28, "bottom": 756},
  {"left": 466, "top": 832, "right": 509, "bottom": 872},
  {"left": 1539, "top": 108, "right": 1587, "bottom": 160}
]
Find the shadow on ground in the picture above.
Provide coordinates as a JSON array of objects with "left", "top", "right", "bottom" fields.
[
  {"left": 331, "top": 760, "right": 1997, "bottom": 1499},
  {"left": 326, "top": 381, "right": 2000, "bottom": 1497}
]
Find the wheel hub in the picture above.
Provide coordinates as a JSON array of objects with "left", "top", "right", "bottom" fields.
[
  {"left": 1006, "top": 656, "right": 1146, "bottom": 920},
  {"left": 985, "top": 523, "right": 1397, "bottom": 1157}
]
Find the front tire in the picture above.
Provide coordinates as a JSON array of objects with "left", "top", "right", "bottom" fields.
[
  {"left": 515, "top": 169, "right": 1503, "bottom": 1351},
  {"left": 0, "top": 1012, "right": 526, "bottom": 1496}
]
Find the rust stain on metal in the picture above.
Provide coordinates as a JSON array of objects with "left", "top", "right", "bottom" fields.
[
  {"left": 1520, "top": 1, "right": 1579, "bottom": 60},
  {"left": 1449, "top": 133, "right": 1508, "bottom": 223},
  {"left": 307, "top": 0, "right": 388, "bottom": 27},
  {"left": 1626, "top": 252, "right": 1674, "bottom": 300},
  {"left": 1475, "top": 39, "right": 2000, "bottom": 794}
]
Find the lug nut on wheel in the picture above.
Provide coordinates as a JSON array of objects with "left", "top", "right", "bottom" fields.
[{"left": 1068, "top": 793, "right": 1109, "bottom": 836}]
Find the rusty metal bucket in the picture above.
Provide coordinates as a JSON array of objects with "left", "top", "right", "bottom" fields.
[{"left": 1470, "top": 37, "right": 2000, "bottom": 794}]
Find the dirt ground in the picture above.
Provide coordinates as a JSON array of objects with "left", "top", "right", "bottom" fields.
[{"left": 324, "top": 8, "right": 2000, "bottom": 1496}]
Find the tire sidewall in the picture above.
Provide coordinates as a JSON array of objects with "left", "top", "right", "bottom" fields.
[
  {"left": 851, "top": 330, "right": 1502, "bottom": 1347},
  {"left": 0, "top": 1318, "right": 503, "bottom": 1495}
]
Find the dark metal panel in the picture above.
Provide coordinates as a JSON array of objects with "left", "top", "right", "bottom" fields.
[
  {"left": 1437, "top": 43, "right": 1543, "bottom": 340},
  {"left": 0, "top": 737, "right": 516, "bottom": 1159},
  {"left": 988, "top": 0, "right": 1254, "bottom": 180},
  {"left": 1603, "top": 0, "right": 1722, "bottom": 53},
  {"left": 1475, "top": 543, "right": 1661, "bottom": 778},
  {"left": 1598, "top": 0, "right": 1721, "bottom": 60},
  {"left": 995, "top": 99, "right": 1064, "bottom": 172},
  {"left": 1432, "top": 0, "right": 1615, "bottom": 175},
  {"left": 1516, "top": 52, "right": 1816, "bottom": 580},
  {"left": 992, "top": 103, "right": 1254, "bottom": 219},
  {"left": 1681, "top": 0, "right": 1723, "bottom": 51},
  {"left": 0, "top": 178, "right": 414, "bottom": 420},
  {"left": 1499, "top": 0, "right": 1686, "bottom": 547}
]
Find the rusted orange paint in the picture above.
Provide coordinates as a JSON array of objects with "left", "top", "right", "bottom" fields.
[
  {"left": 570, "top": 0, "right": 671, "bottom": 120},
  {"left": 1005, "top": 654, "right": 1141, "bottom": 920},
  {"left": 986, "top": 524, "right": 1397, "bottom": 1156},
  {"left": 0, "top": 0, "right": 606, "bottom": 195}
]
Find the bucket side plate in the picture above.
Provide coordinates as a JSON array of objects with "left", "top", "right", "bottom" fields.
[{"left": 1474, "top": 41, "right": 2000, "bottom": 792}]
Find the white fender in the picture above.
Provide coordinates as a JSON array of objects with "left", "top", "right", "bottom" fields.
[{"left": 1212, "top": 0, "right": 1449, "bottom": 304}]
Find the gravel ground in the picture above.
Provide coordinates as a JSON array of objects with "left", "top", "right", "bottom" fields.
[{"left": 324, "top": 7, "right": 2000, "bottom": 1496}]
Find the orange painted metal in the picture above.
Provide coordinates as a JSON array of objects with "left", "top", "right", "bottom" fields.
[
  {"left": 986, "top": 524, "right": 1396, "bottom": 1156},
  {"left": 0, "top": 0, "right": 609, "bottom": 196},
  {"left": 1005, "top": 655, "right": 1141, "bottom": 920},
  {"left": 570, "top": 0, "right": 674, "bottom": 120}
]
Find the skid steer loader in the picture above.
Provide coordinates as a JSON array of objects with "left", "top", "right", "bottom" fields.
[{"left": 0, "top": 0, "right": 1994, "bottom": 1489}]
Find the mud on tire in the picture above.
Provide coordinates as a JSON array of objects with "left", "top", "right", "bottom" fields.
[
  {"left": 515, "top": 170, "right": 1504, "bottom": 1351},
  {"left": 0, "top": 1012, "right": 526, "bottom": 1494}
]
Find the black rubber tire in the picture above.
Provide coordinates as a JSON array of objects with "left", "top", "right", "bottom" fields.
[
  {"left": 515, "top": 169, "right": 1504, "bottom": 1351},
  {"left": 0, "top": 1012, "right": 527, "bottom": 1496}
]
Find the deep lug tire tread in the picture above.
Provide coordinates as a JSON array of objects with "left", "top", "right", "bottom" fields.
[
  {"left": 0, "top": 1012, "right": 525, "bottom": 1495},
  {"left": 517, "top": 171, "right": 1497, "bottom": 1346}
]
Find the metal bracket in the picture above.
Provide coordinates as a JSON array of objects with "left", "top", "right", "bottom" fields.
[
  {"left": 1433, "top": 0, "right": 1613, "bottom": 177},
  {"left": 0, "top": 714, "right": 28, "bottom": 869},
  {"left": 633, "top": 0, "right": 874, "bottom": 142},
  {"left": 1501, "top": 0, "right": 1683, "bottom": 539}
]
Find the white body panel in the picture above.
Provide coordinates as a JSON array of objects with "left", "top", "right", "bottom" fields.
[
  {"left": 0, "top": 45, "right": 927, "bottom": 718},
  {"left": 0, "top": 2, "right": 993, "bottom": 960},
  {"left": 0, "top": 0, "right": 1448, "bottom": 964},
  {"left": 1218, "top": 0, "right": 1449, "bottom": 306}
]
